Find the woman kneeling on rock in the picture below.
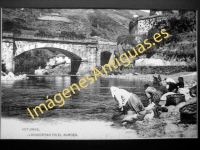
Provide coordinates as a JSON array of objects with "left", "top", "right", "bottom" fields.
[
  {"left": 144, "top": 84, "right": 163, "bottom": 105},
  {"left": 110, "top": 86, "right": 145, "bottom": 115}
]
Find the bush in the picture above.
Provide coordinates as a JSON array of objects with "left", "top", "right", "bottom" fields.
[
  {"left": 34, "top": 29, "right": 52, "bottom": 37},
  {"left": 90, "top": 30, "right": 99, "bottom": 36},
  {"left": 147, "top": 11, "right": 196, "bottom": 48},
  {"left": 60, "top": 31, "right": 86, "bottom": 39}
]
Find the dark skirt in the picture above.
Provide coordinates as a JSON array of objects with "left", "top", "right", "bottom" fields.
[
  {"left": 176, "top": 82, "right": 184, "bottom": 88},
  {"left": 123, "top": 94, "right": 145, "bottom": 114},
  {"left": 150, "top": 90, "right": 162, "bottom": 105},
  {"left": 168, "top": 82, "right": 178, "bottom": 92}
]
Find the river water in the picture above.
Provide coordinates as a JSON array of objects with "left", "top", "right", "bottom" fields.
[
  {"left": 2, "top": 76, "right": 151, "bottom": 121},
  {"left": 1, "top": 76, "right": 153, "bottom": 139}
]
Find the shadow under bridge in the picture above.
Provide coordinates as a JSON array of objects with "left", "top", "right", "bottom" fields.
[
  {"left": 15, "top": 47, "right": 82, "bottom": 75},
  {"left": 42, "top": 47, "right": 82, "bottom": 75}
]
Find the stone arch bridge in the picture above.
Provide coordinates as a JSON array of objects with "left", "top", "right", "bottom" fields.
[{"left": 2, "top": 33, "right": 117, "bottom": 74}]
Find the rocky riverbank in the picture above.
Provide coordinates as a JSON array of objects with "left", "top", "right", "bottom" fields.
[
  {"left": 107, "top": 71, "right": 197, "bottom": 138},
  {"left": 135, "top": 97, "right": 197, "bottom": 138},
  {"left": 103, "top": 71, "right": 197, "bottom": 86}
]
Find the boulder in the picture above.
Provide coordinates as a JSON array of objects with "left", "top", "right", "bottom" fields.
[
  {"left": 167, "top": 105, "right": 176, "bottom": 112},
  {"left": 178, "top": 87, "right": 192, "bottom": 101},
  {"left": 175, "top": 102, "right": 186, "bottom": 111},
  {"left": 164, "top": 123, "right": 179, "bottom": 134},
  {"left": 122, "top": 114, "right": 138, "bottom": 122},
  {"left": 135, "top": 58, "right": 172, "bottom": 66},
  {"left": 137, "top": 114, "right": 146, "bottom": 121},
  {"left": 160, "top": 112, "right": 167, "bottom": 119},
  {"left": 159, "top": 100, "right": 166, "bottom": 106},
  {"left": 127, "top": 110, "right": 135, "bottom": 115},
  {"left": 144, "top": 110, "right": 154, "bottom": 120},
  {"left": 182, "top": 129, "right": 197, "bottom": 137},
  {"left": 122, "top": 122, "right": 127, "bottom": 126},
  {"left": 1, "top": 72, "right": 28, "bottom": 81},
  {"left": 35, "top": 69, "right": 48, "bottom": 75},
  {"left": 185, "top": 97, "right": 197, "bottom": 105},
  {"left": 7, "top": 72, "right": 15, "bottom": 79}
]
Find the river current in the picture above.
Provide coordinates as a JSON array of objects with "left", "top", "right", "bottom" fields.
[{"left": 1, "top": 76, "right": 151, "bottom": 122}]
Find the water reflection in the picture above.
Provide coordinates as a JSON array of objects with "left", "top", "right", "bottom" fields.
[
  {"left": 1, "top": 76, "right": 151, "bottom": 120},
  {"left": 1, "top": 78, "right": 19, "bottom": 88}
]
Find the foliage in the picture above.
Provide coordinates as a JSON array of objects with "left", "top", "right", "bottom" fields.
[
  {"left": 147, "top": 11, "right": 196, "bottom": 47},
  {"left": 2, "top": 19, "right": 23, "bottom": 35},
  {"left": 60, "top": 31, "right": 86, "bottom": 39},
  {"left": 34, "top": 29, "right": 52, "bottom": 37},
  {"left": 88, "top": 10, "right": 124, "bottom": 31},
  {"left": 14, "top": 49, "right": 53, "bottom": 74},
  {"left": 116, "top": 35, "right": 139, "bottom": 45},
  {"left": 2, "top": 8, "right": 131, "bottom": 41},
  {"left": 129, "top": 18, "right": 138, "bottom": 34},
  {"left": 144, "top": 11, "right": 196, "bottom": 59},
  {"left": 90, "top": 29, "right": 100, "bottom": 37}
]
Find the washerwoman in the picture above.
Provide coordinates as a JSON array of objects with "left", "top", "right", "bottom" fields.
[
  {"left": 110, "top": 86, "right": 145, "bottom": 115},
  {"left": 144, "top": 84, "right": 163, "bottom": 105}
]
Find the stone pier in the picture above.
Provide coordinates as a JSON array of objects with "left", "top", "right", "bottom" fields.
[{"left": 2, "top": 34, "right": 117, "bottom": 74}]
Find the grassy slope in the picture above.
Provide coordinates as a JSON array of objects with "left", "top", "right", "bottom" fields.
[{"left": 2, "top": 8, "right": 149, "bottom": 42}]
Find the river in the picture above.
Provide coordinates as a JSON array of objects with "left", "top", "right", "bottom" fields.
[{"left": 1, "top": 76, "right": 151, "bottom": 139}]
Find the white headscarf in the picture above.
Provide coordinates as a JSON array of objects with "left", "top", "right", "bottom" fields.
[
  {"left": 110, "top": 86, "right": 132, "bottom": 108},
  {"left": 110, "top": 86, "right": 119, "bottom": 98}
]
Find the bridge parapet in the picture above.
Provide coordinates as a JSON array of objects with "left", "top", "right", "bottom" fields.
[
  {"left": 2, "top": 32, "right": 118, "bottom": 74},
  {"left": 3, "top": 32, "right": 98, "bottom": 45}
]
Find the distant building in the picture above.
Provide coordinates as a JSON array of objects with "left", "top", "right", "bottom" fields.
[
  {"left": 55, "top": 53, "right": 70, "bottom": 64},
  {"left": 45, "top": 53, "right": 71, "bottom": 69}
]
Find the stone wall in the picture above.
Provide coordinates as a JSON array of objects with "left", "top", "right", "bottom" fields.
[
  {"left": 2, "top": 36, "right": 118, "bottom": 74},
  {"left": 14, "top": 41, "right": 88, "bottom": 59},
  {"left": 77, "top": 41, "right": 117, "bottom": 75},
  {"left": 96, "top": 41, "right": 117, "bottom": 66},
  {"left": 137, "top": 15, "right": 167, "bottom": 35},
  {"left": 2, "top": 39, "right": 14, "bottom": 72}
]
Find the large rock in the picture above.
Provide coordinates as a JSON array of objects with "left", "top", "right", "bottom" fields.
[
  {"left": 144, "top": 110, "right": 154, "bottom": 121},
  {"left": 122, "top": 114, "right": 138, "bottom": 122},
  {"left": 178, "top": 88, "right": 192, "bottom": 101},
  {"left": 167, "top": 105, "right": 176, "bottom": 112},
  {"left": 127, "top": 110, "right": 136, "bottom": 115},
  {"left": 137, "top": 114, "right": 146, "bottom": 121},
  {"left": 47, "top": 64, "right": 71, "bottom": 75},
  {"left": 182, "top": 129, "right": 197, "bottom": 137},
  {"left": 164, "top": 123, "right": 179, "bottom": 134},
  {"left": 175, "top": 102, "right": 186, "bottom": 111},
  {"left": 185, "top": 97, "right": 197, "bottom": 105},
  {"left": 7, "top": 72, "right": 15, "bottom": 79},
  {"left": 135, "top": 58, "right": 187, "bottom": 66},
  {"left": 1, "top": 72, "right": 28, "bottom": 82},
  {"left": 135, "top": 58, "right": 169, "bottom": 66},
  {"left": 160, "top": 112, "right": 167, "bottom": 119},
  {"left": 159, "top": 100, "right": 166, "bottom": 106},
  {"left": 35, "top": 69, "right": 48, "bottom": 75}
]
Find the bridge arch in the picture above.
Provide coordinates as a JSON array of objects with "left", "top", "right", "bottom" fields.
[
  {"left": 14, "top": 47, "right": 82, "bottom": 74},
  {"left": 2, "top": 37, "right": 117, "bottom": 73},
  {"left": 13, "top": 41, "right": 88, "bottom": 59}
]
